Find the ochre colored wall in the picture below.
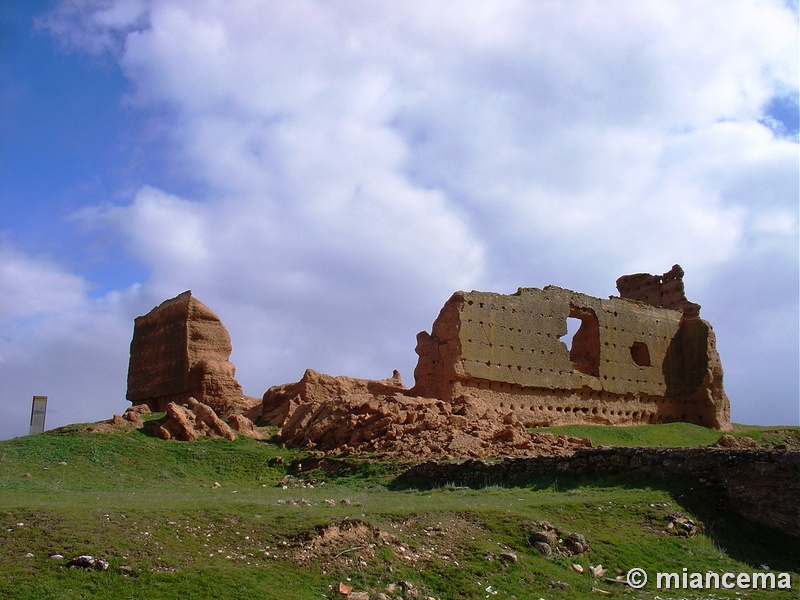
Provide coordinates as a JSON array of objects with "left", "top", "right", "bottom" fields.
[{"left": 413, "top": 283, "right": 731, "bottom": 430}]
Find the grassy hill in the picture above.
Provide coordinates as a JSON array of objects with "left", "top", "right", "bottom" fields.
[{"left": 0, "top": 418, "right": 797, "bottom": 599}]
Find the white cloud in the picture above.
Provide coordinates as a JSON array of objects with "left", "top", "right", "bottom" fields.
[
  {"left": 5, "top": 0, "right": 797, "bottom": 438},
  {"left": 0, "top": 241, "right": 90, "bottom": 320},
  {"left": 0, "top": 242, "right": 140, "bottom": 439}
]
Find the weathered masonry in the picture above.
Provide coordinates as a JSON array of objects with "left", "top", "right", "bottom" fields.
[
  {"left": 126, "top": 291, "right": 247, "bottom": 417},
  {"left": 412, "top": 266, "right": 731, "bottom": 430}
]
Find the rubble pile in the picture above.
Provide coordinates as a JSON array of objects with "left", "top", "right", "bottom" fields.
[{"left": 260, "top": 369, "right": 592, "bottom": 458}]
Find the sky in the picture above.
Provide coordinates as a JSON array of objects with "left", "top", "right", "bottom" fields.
[{"left": 1, "top": 0, "right": 798, "bottom": 440}]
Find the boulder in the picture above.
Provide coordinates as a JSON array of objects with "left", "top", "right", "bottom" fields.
[
  {"left": 157, "top": 398, "right": 236, "bottom": 441},
  {"left": 229, "top": 414, "right": 263, "bottom": 440}
]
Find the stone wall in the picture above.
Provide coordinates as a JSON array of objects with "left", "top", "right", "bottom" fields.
[
  {"left": 398, "top": 448, "right": 800, "bottom": 537},
  {"left": 126, "top": 291, "right": 249, "bottom": 417},
  {"left": 412, "top": 266, "right": 730, "bottom": 430},
  {"left": 617, "top": 264, "right": 701, "bottom": 318}
]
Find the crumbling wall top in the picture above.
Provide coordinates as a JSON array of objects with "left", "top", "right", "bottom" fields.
[{"left": 616, "top": 264, "right": 701, "bottom": 319}]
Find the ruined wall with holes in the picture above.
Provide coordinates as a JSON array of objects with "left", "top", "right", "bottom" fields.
[{"left": 412, "top": 267, "right": 731, "bottom": 430}]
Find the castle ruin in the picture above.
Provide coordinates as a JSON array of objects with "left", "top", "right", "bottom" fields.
[
  {"left": 126, "top": 291, "right": 252, "bottom": 418},
  {"left": 124, "top": 265, "right": 731, "bottom": 452},
  {"left": 412, "top": 265, "right": 731, "bottom": 430}
]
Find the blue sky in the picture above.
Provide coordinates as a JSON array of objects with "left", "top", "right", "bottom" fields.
[{"left": 1, "top": 0, "right": 798, "bottom": 439}]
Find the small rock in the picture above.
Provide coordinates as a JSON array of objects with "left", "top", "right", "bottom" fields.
[
  {"left": 528, "top": 530, "right": 558, "bottom": 545},
  {"left": 349, "top": 593, "right": 369, "bottom": 600},
  {"left": 572, "top": 563, "right": 584, "bottom": 574},
  {"left": 499, "top": 551, "right": 518, "bottom": 563},
  {"left": 338, "top": 582, "right": 352, "bottom": 595},
  {"left": 212, "top": 482, "right": 221, "bottom": 489},
  {"left": 50, "top": 554, "right": 64, "bottom": 560},
  {"left": 23, "top": 552, "right": 34, "bottom": 558},
  {"left": 590, "top": 564, "right": 606, "bottom": 577},
  {"left": 67, "top": 555, "right": 109, "bottom": 571},
  {"left": 533, "top": 541, "right": 552, "bottom": 556},
  {"left": 564, "top": 532, "right": 590, "bottom": 554},
  {"left": 549, "top": 580, "right": 571, "bottom": 590}
]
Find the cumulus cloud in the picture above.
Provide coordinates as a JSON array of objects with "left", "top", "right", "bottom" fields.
[
  {"left": 0, "top": 241, "right": 139, "bottom": 439},
  {"left": 3, "top": 0, "right": 796, "bottom": 438}
]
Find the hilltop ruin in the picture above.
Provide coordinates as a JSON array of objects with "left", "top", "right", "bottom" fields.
[
  {"left": 412, "top": 265, "right": 730, "bottom": 430},
  {"left": 123, "top": 265, "right": 731, "bottom": 451}
]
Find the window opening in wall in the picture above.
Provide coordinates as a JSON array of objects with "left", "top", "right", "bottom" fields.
[
  {"left": 562, "top": 305, "right": 600, "bottom": 376},
  {"left": 630, "top": 341, "right": 651, "bottom": 366}
]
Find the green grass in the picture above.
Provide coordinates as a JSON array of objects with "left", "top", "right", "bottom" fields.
[
  {"left": 534, "top": 422, "right": 800, "bottom": 448},
  {"left": 0, "top": 423, "right": 797, "bottom": 599}
]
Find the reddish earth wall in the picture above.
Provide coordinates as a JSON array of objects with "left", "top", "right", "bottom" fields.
[
  {"left": 126, "top": 291, "right": 250, "bottom": 417},
  {"left": 411, "top": 266, "right": 730, "bottom": 430}
]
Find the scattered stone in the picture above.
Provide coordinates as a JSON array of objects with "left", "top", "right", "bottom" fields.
[
  {"left": 23, "top": 552, "right": 34, "bottom": 558},
  {"left": 499, "top": 551, "right": 518, "bottom": 563},
  {"left": 590, "top": 564, "right": 607, "bottom": 577},
  {"left": 157, "top": 398, "right": 237, "bottom": 442},
  {"left": 229, "top": 414, "right": 263, "bottom": 440},
  {"left": 349, "top": 593, "right": 369, "bottom": 600},
  {"left": 713, "top": 435, "right": 757, "bottom": 449},
  {"left": 572, "top": 564, "right": 584, "bottom": 574},
  {"left": 67, "top": 555, "right": 109, "bottom": 571},
  {"left": 525, "top": 521, "right": 589, "bottom": 557},
  {"left": 533, "top": 541, "right": 552, "bottom": 556},
  {"left": 549, "top": 580, "right": 571, "bottom": 590},
  {"left": 564, "top": 532, "right": 590, "bottom": 554},
  {"left": 665, "top": 512, "right": 703, "bottom": 537},
  {"left": 338, "top": 582, "right": 352, "bottom": 595},
  {"left": 50, "top": 554, "right": 64, "bottom": 560},
  {"left": 528, "top": 530, "right": 558, "bottom": 546}
]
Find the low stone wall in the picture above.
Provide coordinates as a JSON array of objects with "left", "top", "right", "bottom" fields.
[{"left": 399, "top": 447, "right": 800, "bottom": 537}]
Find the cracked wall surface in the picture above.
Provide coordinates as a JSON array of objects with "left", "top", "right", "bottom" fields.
[
  {"left": 412, "top": 267, "right": 731, "bottom": 430},
  {"left": 126, "top": 291, "right": 247, "bottom": 417}
]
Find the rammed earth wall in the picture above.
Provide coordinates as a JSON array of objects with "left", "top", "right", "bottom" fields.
[
  {"left": 399, "top": 448, "right": 800, "bottom": 537},
  {"left": 412, "top": 266, "right": 730, "bottom": 430}
]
